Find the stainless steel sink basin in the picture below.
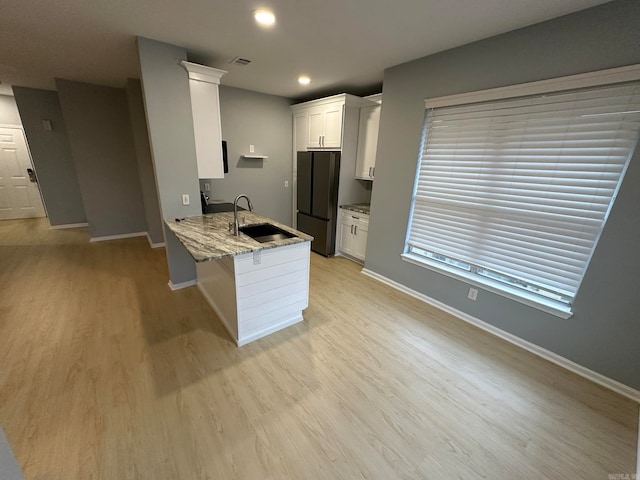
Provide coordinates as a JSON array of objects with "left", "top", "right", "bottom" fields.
[{"left": 239, "top": 223, "right": 296, "bottom": 243}]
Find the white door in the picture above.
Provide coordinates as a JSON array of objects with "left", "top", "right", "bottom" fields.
[{"left": 0, "top": 127, "right": 46, "bottom": 220}]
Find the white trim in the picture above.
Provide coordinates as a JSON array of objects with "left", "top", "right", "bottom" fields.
[
  {"left": 425, "top": 64, "right": 640, "bottom": 108},
  {"left": 49, "top": 222, "right": 88, "bottom": 230},
  {"left": 361, "top": 268, "right": 640, "bottom": 404},
  {"left": 168, "top": 279, "right": 197, "bottom": 291},
  {"left": 146, "top": 233, "right": 165, "bottom": 249},
  {"left": 0, "top": 123, "right": 23, "bottom": 129},
  {"left": 401, "top": 253, "right": 572, "bottom": 319},
  {"left": 290, "top": 93, "right": 375, "bottom": 111},
  {"left": 180, "top": 61, "right": 227, "bottom": 84},
  {"left": 89, "top": 231, "right": 146, "bottom": 243}
]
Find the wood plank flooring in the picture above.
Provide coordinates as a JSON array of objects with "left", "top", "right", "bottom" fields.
[{"left": 0, "top": 218, "right": 637, "bottom": 479}]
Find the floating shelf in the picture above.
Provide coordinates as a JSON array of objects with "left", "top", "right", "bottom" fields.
[{"left": 242, "top": 155, "right": 269, "bottom": 159}]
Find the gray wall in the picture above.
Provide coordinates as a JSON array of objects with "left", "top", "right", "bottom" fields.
[
  {"left": 0, "top": 95, "right": 21, "bottom": 125},
  {"left": 137, "top": 37, "right": 201, "bottom": 285},
  {"left": 12, "top": 87, "right": 87, "bottom": 226},
  {"left": 367, "top": 0, "right": 640, "bottom": 389},
  {"left": 200, "top": 85, "right": 293, "bottom": 226},
  {"left": 126, "top": 78, "right": 164, "bottom": 245},
  {"left": 56, "top": 79, "right": 147, "bottom": 239}
]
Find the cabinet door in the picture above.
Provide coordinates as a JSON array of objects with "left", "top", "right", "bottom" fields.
[
  {"left": 352, "top": 220, "right": 369, "bottom": 261},
  {"left": 322, "top": 103, "right": 344, "bottom": 148},
  {"left": 294, "top": 111, "right": 309, "bottom": 153},
  {"left": 188, "top": 79, "right": 224, "bottom": 178},
  {"left": 338, "top": 217, "right": 354, "bottom": 255},
  {"left": 355, "top": 104, "right": 381, "bottom": 180},
  {"left": 307, "top": 107, "right": 324, "bottom": 148}
]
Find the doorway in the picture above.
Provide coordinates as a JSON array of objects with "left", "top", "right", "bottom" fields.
[{"left": 0, "top": 126, "right": 46, "bottom": 220}]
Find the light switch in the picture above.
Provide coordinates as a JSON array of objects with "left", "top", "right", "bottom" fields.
[
  {"left": 284, "top": 180, "right": 289, "bottom": 188},
  {"left": 182, "top": 194, "right": 190, "bottom": 205},
  {"left": 42, "top": 120, "right": 52, "bottom": 131},
  {"left": 249, "top": 144, "right": 255, "bottom": 153}
]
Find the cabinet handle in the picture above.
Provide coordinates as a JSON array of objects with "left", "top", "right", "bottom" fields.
[
  {"left": 350, "top": 225, "right": 353, "bottom": 234},
  {"left": 319, "top": 135, "right": 322, "bottom": 146},
  {"left": 372, "top": 167, "right": 375, "bottom": 177},
  {"left": 354, "top": 225, "right": 358, "bottom": 235},
  {"left": 322, "top": 135, "right": 325, "bottom": 147},
  {"left": 369, "top": 167, "right": 372, "bottom": 177}
]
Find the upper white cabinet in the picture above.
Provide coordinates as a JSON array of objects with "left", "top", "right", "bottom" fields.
[
  {"left": 307, "top": 102, "right": 344, "bottom": 148},
  {"left": 181, "top": 61, "right": 227, "bottom": 179},
  {"left": 292, "top": 94, "right": 367, "bottom": 151},
  {"left": 355, "top": 94, "right": 382, "bottom": 180}
]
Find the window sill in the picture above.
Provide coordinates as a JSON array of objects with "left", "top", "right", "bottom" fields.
[{"left": 401, "top": 253, "right": 573, "bottom": 319}]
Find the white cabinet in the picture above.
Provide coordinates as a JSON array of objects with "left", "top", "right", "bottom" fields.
[
  {"left": 293, "top": 110, "right": 309, "bottom": 153},
  {"left": 338, "top": 208, "right": 369, "bottom": 262},
  {"left": 303, "top": 101, "right": 344, "bottom": 149},
  {"left": 355, "top": 95, "right": 382, "bottom": 180},
  {"left": 181, "top": 61, "right": 227, "bottom": 179}
]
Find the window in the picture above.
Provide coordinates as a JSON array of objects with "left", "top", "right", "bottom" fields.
[{"left": 403, "top": 69, "right": 640, "bottom": 317}]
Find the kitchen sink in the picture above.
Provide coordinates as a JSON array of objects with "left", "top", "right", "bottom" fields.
[{"left": 239, "top": 223, "right": 296, "bottom": 243}]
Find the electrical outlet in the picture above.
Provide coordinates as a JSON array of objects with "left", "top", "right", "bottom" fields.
[
  {"left": 468, "top": 287, "right": 478, "bottom": 301},
  {"left": 204, "top": 183, "right": 210, "bottom": 191},
  {"left": 284, "top": 180, "right": 289, "bottom": 188},
  {"left": 249, "top": 144, "right": 255, "bottom": 153},
  {"left": 182, "top": 194, "right": 190, "bottom": 205}
]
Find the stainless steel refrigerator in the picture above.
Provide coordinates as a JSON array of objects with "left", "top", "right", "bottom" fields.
[{"left": 296, "top": 151, "right": 340, "bottom": 256}]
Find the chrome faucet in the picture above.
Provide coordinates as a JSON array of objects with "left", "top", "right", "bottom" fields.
[{"left": 232, "top": 194, "right": 254, "bottom": 235}]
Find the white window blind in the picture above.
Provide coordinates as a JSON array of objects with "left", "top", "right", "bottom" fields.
[{"left": 406, "top": 81, "right": 640, "bottom": 309}]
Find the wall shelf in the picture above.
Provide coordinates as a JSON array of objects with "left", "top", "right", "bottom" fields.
[{"left": 242, "top": 155, "right": 268, "bottom": 159}]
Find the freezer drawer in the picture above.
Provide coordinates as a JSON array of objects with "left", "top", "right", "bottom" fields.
[{"left": 297, "top": 213, "right": 335, "bottom": 257}]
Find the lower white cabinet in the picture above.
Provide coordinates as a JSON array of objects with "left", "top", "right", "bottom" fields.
[{"left": 338, "top": 208, "right": 369, "bottom": 262}]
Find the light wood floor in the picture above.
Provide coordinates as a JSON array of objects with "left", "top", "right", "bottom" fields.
[{"left": 0, "top": 218, "right": 637, "bottom": 479}]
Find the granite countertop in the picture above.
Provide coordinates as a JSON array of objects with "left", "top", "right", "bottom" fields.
[
  {"left": 340, "top": 203, "right": 370, "bottom": 215},
  {"left": 165, "top": 211, "right": 313, "bottom": 262}
]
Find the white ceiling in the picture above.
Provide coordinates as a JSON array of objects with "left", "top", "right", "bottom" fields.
[{"left": 0, "top": 0, "right": 610, "bottom": 100}]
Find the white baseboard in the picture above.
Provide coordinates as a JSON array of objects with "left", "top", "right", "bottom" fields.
[
  {"left": 168, "top": 279, "right": 197, "bottom": 291},
  {"left": 50, "top": 222, "right": 88, "bottom": 230},
  {"left": 361, "top": 268, "right": 640, "bottom": 404},
  {"left": 146, "top": 233, "right": 165, "bottom": 249},
  {"left": 90, "top": 231, "right": 146, "bottom": 243}
]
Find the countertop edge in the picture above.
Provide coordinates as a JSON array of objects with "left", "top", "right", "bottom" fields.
[{"left": 165, "top": 212, "right": 314, "bottom": 263}]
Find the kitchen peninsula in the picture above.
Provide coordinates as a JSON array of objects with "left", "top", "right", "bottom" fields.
[{"left": 166, "top": 211, "right": 313, "bottom": 346}]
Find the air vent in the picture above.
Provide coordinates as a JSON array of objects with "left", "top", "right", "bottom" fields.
[{"left": 229, "top": 57, "right": 251, "bottom": 66}]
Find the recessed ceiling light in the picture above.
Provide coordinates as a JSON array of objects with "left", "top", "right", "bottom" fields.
[
  {"left": 253, "top": 9, "right": 276, "bottom": 27},
  {"left": 298, "top": 76, "right": 311, "bottom": 85}
]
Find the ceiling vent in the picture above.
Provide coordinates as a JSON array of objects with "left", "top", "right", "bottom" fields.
[{"left": 229, "top": 57, "right": 251, "bottom": 66}]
